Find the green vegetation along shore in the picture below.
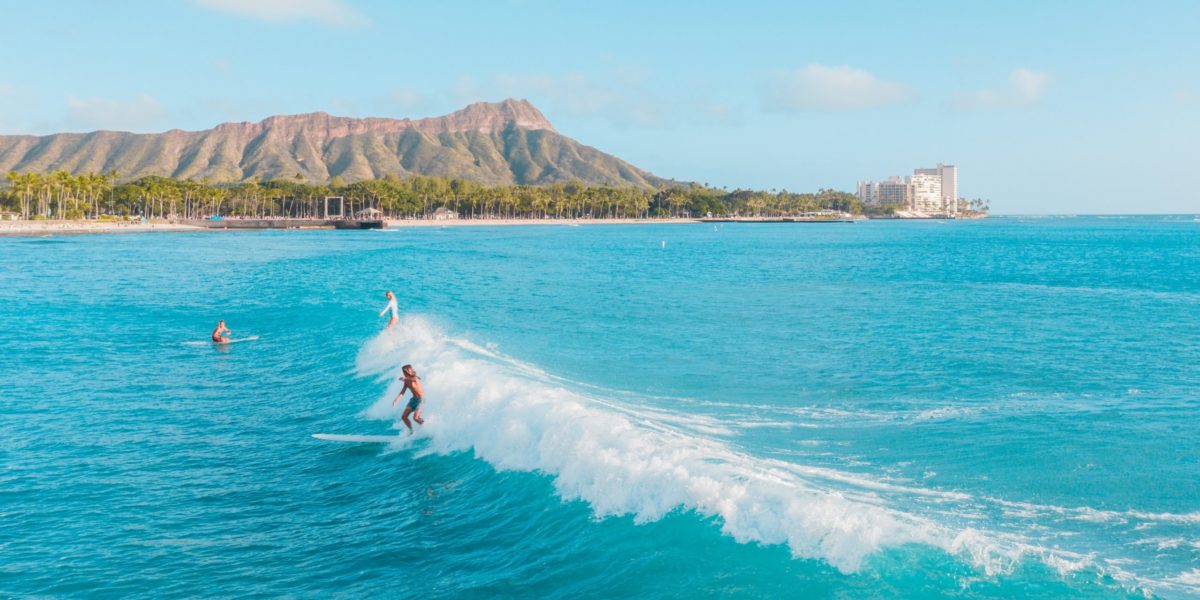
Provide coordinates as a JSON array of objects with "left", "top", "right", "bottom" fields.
[{"left": 2, "top": 171, "right": 885, "bottom": 221}]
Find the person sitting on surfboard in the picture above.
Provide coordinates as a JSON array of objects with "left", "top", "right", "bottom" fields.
[
  {"left": 392, "top": 364, "right": 425, "bottom": 434},
  {"left": 211, "top": 320, "right": 231, "bottom": 343},
  {"left": 379, "top": 290, "right": 399, "bottom": 329}
]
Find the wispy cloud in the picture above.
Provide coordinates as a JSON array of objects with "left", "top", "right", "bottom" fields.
[
  {"left": 369, "top": 66, "right": 742, "bottom": 129},
  {"left": 193, "top": 0, "right": 367, "bottom": 28},
  {"left": 762, "top": 64, "right": 912, "bottom": 112},
  {"left": 1172, "top": 87, "right": 1200, "bottom": 106},
  {"left": 952, "top": 68, "right": 1051, "bottom": 110},
  {"left": 449, "top": 70, "right": 668, "bottom": 128},
  {"left": 388, "top": 88, "right": 430, "bottom": 113},
  {"left": 213, "top": 59, "right": 236, "bottom": 81},
  {"left": 61, "top": 94, "right": 170, "bottom": 132},
  {"left": 699, "top": 102, "right": 741, "bottom": 126}
]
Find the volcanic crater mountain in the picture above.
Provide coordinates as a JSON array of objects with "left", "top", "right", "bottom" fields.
[{"left": 0, "top": 99, "right": 664, "bottom": 187}]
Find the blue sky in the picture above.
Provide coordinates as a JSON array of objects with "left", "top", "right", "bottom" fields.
[{"left": 0, "top": 0, "right": 1197, "bottom": 213}]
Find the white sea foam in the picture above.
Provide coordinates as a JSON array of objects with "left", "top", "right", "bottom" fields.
[
  {"left": 352, "top": 316, "right": 1182, "bottom": 595},
  {"left": 1132, "top": 537, "right": 1195, "bottom": 551},
  {"left": 357, "top": 317, "right": 959, "bottom": 572},
  {"left": 987, "top": 497, "right": 1200, "bottom": 526},
  {"left": 1168, "top": 569, "right": 1200, "bottom": 587}
]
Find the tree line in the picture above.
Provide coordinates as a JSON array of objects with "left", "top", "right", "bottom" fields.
[{"left": 2, "top": 171, "right": 876, "bottom": 221}]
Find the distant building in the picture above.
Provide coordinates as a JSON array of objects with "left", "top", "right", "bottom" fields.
[
  {"left": 856, "top": 181, "right": 871, "bottom": 204},
  {"left": 910, "top": 172, "right": 943, "bottom": 213},
  {"left": 857, "top": 176, "right": 910, "bottom": 208},
  {"left": 430, "top": 206, "right": 459, "bottom": 220},
  {"left": 857, "top": 163, "right": 959, "bottom": 214},
  {"left": 914, "top": 163, "right": 957, "bottom": 213}
]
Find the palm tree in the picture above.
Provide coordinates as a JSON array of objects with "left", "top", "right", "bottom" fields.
[
  {"left": 4, "top": 171, "right": 24, "bottom": 218},
  {"left": 105, "top": 170, "right": 118, "bottom": 217}
]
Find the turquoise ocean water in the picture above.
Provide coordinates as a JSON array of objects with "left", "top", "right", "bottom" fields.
[{"left": 2, "top": 217, "right": 1198, "bottom": 598}]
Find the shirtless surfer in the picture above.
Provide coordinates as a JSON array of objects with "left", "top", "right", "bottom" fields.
[
  {"left": 379, "top": 290, "right": 399, "bottom": 328},
  {"left": 392, "top": 364, "right": 425, "bottom": 434},
  {"left": 211, "top": 320, "right": 231, "bottom": 343}
]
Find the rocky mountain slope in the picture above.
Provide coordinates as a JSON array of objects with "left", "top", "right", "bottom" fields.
[{"left": 0, "top": 99, "right": 663, "bottom": 187}]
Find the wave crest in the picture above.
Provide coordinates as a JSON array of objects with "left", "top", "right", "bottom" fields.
[{"left": 351, "top": 316, "right": 1172, "bottom": 595}]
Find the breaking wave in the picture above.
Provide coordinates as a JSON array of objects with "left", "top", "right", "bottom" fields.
[{"left": 353, "top": 315, "right": 1189, "bottom": 596}]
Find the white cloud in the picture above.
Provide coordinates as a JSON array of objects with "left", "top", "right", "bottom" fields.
[
  {"left": 762, "top": 64, "right": 913, "bottom": 112},
  {"left": 1010, "top": 68, "right": 1051, "bottom": 103},
  {"left": 193, "top": 0, "right": 367, "bottom": 28},
  {"left": 62, "top": 94, "right": 170, "bottom": 132},
  {"left": 953, "top": 68, "right": 1052, "bottom": 110}
]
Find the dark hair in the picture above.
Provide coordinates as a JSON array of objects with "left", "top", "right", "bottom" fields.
[{"left": 402, "top": 364, "right": 415, "bottom": 374}]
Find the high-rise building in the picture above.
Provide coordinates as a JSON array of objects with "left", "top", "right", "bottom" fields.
[
  {"left": 856, "top": 181, "right": 878, "bottom": 205},
  {"left": 940, "top": 164, "right": 957, "bottom": 213},
  {"left": 878, "top": 177, "right": 910, "bottom": 207},
  {"left": 915, "top": 163, "right": 958, "bottom": 212},
  {"left": 858, "top": 163, "right": 959, "bottom": 214},
  {"left": 857, "top": 176, "right": 910, "bottom": 208},
  {"left": 910, "top": 172, "right": 943, "bottom": 213}
]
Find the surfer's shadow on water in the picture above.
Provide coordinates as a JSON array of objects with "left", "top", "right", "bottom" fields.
[
  {"left": 312, "top": 430, "right": 436, "bottom": 459},
  {"left": 420, "top": 480, "right": 464, "bottom": 520},
  {"left": 311, "top": 431, "right": 462, "bottom": 524}
]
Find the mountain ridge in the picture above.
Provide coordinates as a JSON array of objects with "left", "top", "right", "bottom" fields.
[{"left": 0, "top": 99, "right": 664, "bottom": 188}]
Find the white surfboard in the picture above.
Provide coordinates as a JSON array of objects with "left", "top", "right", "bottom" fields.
[
  {"left": 183, "top": 335, "right": 260, "bottom": 347},
  {"left": 219, "top": 336, "right": 260, "bottom": 344},
  {"left": 312, "top": 433, "right": 403, "bottom": 443}
]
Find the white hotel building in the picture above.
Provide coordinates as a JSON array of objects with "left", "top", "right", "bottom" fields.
[{"left": 857, "top": 163, "right": 958, "bottom": 214}]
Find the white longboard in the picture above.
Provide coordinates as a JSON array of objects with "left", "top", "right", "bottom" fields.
[
  {"left": 217, "top": 336, "right": 260, "bottom": 344},
  {"left": 183, "top": 335, "right": 260, "bottom": 347},
  {"left": 312, "top": 433, "right": 403, "bottom": 443}
]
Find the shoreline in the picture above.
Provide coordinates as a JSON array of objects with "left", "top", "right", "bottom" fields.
[
  {"left": 0, "top": 221, "right": 205, "bottom": 237},
  {"left": 0, "top": 214, "right": 996, "bottom": 237},
  {"left": 384, "top": 217, "right": 701, "bottom": 228},
  {"left": 0, "top": 218, "right": 705, "bottom": 237}
]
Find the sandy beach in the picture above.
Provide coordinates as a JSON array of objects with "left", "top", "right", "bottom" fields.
[
  {"left": 0, "top": 217, "right": 704, "bottom": 236},
  {"left": 0, "top": 220, "right": 205, "bottom": 237},
  {"left": 384, "top": 217, "right": 701, "bottom": 228}
]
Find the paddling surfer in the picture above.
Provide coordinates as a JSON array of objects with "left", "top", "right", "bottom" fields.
[
  {"left": 379, "top": 290, "right": 399, "bottom": 328},
  {"left": 211, "top": 320, "right": 231, "bottom": 343},
  {"left": 392, "top": 364, "right": 425, "bottom": 434}
]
